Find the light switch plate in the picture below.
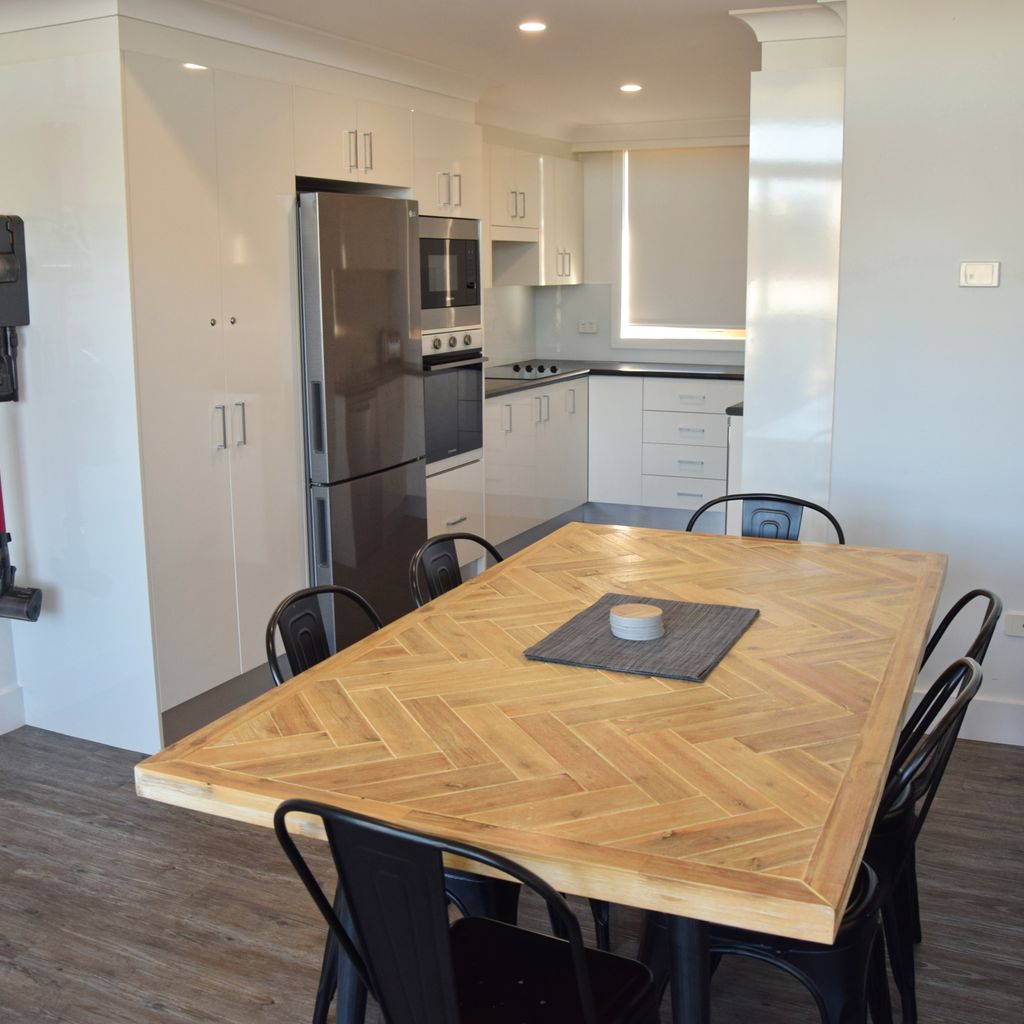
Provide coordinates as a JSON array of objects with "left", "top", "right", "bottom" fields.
[
  {"left": 1005, "top": 612, "right": 1024, "bottom": 638},
  {"left": 959, "top": 261, "right": 1000, "bottom": 287}
]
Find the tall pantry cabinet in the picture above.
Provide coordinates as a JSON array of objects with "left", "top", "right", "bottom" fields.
[{"left": 123, "top": 53, "right": 306, "bottom": 711}]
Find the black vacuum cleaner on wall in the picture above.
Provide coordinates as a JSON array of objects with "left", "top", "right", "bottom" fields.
[{"left": 0, "top": 213, "right": 42, "bottom": 622}]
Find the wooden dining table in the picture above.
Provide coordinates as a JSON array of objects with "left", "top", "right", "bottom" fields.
[{"left": 136, "top": 521, "right": 946, "bottom": 1023}]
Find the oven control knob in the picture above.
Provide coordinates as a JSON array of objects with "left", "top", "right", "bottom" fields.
[
  {"left": 512, "top": 364, "right": 521, "bottom": 372},
  {"left": 537, "top": 365, "right": 546, "bottom": 373},
  {"left": 448, "top": 335, "right": 458, "bottom": 348},
  {"left": 431, "top": 337, "right": 442, "bottom": 351},
  {"left": 463, "top": 334, "right": 473, "bottom": 347},
  {"left": 549, "top": 365, "right": 558, "bottom": 373},
  {"left": 525, "top": 364, "right": 534, "bottom": 372}
]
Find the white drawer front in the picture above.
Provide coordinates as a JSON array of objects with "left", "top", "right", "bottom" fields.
[
  {"left": 643, "top": 377, "right": 743, "bottom": 415},
  {"left": 641, "top": 474, "right": 726, "bottom": 511},
  {"left": 642, "top": 410, "right": 728, "bottom": 447},
  {"left": 428, "top": 460, "right": 485, "bottom": 562},
  {"left": 642, "top": 443, "right": 728, "bottom": 480}
]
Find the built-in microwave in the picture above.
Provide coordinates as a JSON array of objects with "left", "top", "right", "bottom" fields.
[{"left": 419, "top": 216, "right": 480, "bottom": 331}]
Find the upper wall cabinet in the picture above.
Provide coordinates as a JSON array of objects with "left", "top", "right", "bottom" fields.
[
  {"left": 412, "top": 111, "right": 483, "bottom": 219},
  {"left": 490, "top": 145, "right": 541, "bottom": 230},
  {"left": 542, "top": 155, "right": 584, "bottom": 285},
  {"left": 293, "top": 86, "right": 413, "bottom": 187}
]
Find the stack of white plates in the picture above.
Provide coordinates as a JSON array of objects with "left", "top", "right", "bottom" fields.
[{"left": 609, "top": 603, "right": 665, "bottom": 641}]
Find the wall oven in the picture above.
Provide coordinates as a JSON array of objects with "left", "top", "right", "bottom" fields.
[
  {"left": 419, "top": 216, "right": 481, "bottom": 331},
  {"left": 422, "top": 327, "right": 483, "bottom": 470}
]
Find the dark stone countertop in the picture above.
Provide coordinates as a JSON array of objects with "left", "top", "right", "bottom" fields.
[{"left": 485, "top": 359, "right": 744, "bottom": 399}]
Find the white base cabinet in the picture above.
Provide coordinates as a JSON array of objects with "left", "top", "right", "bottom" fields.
[
  {"left": 588, "top": 375, "right": 743, "bottom": 528},
  {"left": 485, "top": 379, "right": 588, "bottom": 546}
]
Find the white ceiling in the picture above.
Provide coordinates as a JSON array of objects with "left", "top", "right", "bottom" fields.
[{"left": 208, "top": 0, "right": 779, "bottom": 137}]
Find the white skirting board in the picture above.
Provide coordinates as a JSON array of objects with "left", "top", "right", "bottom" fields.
[
  {"left": 957, "top": 695, "right": 1024, "bottom": 747},
  {"left": 0, "top": 684, "right": 25, "bottom": 736}
]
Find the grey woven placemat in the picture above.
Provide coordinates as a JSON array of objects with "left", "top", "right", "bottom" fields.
[{"left": 523, "top": 593, "right": 759, "bottom": 683}]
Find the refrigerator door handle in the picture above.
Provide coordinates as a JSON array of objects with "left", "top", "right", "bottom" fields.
[
  {"left": 313, "top": 493, "right": 332, "bottom": 572},
  {"left": 310, "top": 381, "right": 326, "bottom": 454}
]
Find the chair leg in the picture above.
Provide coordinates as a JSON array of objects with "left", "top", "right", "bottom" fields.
[
  {"left": 881, "top": 892, "right": 917, "bottom": 1024},
  {"left": 866, "top": 932, "right": 893, "bottom": 1024},
  {"left": 590, "top": 899, "right": 611, "bottom": 950},
  {"left": 312, "top": 886, "right": 368, "bottom": 1024},
  {"left": 907, "top": 849, "right": 923, "bottom": 945},
  {"left": 310, "top": 932, "right": 337, "bottom": 1024}
]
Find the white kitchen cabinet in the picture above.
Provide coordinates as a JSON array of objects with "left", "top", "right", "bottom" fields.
[
  {"left": 293, "top": 86, "right": 412, "bottom": 187},
  {"left": 413, "top": 112, "right": 483, "bottom": 219},
  {"left": 542, "top": 155, "right": 584, "bottom": 285},
  {"left": 124, "top": 53, "right": 305, "bottom": 709},
  {"left": 485, "top": 380, "right": 588, "bottom": 546},
  {"left": 489, "top": 145, "right": 541, "bottom": 230},
  {"left": 427, "top": 459, "right": 485, "bottom": 567},
  {"left": 588, "top": 376, "right": 643, "bottom": 504}
]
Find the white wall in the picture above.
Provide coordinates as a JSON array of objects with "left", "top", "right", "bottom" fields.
[
  {"left": 832, "top": 0, "right": 1024, "bottom": 743},
  {"left": 0, "top": 20, "right": 162, "bottom": 753}
]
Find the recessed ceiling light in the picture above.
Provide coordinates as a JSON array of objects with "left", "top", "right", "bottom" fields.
[
  {"left": 519, "top": 21, "right": 547, "bottom": 33},
  {"left": 620, "top": 83, "right": 643, "bottom": 93},
  {"left": 182, "top": 62, "right": 208, "bottom": 70}
]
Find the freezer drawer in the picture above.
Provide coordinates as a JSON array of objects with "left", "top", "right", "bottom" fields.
[{"left": 310, "top": 459, "right": 427, "bottom": 650}]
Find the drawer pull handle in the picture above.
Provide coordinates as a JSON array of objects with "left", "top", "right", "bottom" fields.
[
  {"left": 678, "top": 426, "right": 705, "bottom": 434},
  {"left": 677, "top": 491, "right": 703, "bottom": 498},
  {"left": 677, "top": 459, "right": 704, "bottom": 466},
  {"left": 446, "top": 515, "right": 468, "bottom": 527},
  {"left": 679, "top": 394, "right": 706, "bottom": 401}
]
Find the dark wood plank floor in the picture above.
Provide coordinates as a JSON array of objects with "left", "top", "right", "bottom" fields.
[{"left": 1, "top": 726, "right": 1021, "bottom": 1023}]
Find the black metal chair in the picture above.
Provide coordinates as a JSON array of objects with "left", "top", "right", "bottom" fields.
[
  {"left": 685, "top": 492, "right": 846, "bottom": 544},
  {"left": 265, "top": 585, "right": 521, "bottom": 1024},
  {"left": 264, "top": 584, "right": 384, "bottom": 686},
  {"left": 409, "top": 531, "right": 504, "bottom": 608},
  {"left": 275, "top": 799, "right": 659, "bottom": 1024},
  {"left": 866, "top": 657, "right": 984, "bottom": 1024}
]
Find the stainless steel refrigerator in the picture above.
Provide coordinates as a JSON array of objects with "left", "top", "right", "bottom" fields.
[{"left": 298, "top": 192, "right": 426, "bottom": 649}]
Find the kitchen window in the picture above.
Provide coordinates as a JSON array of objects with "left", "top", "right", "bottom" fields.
[{"left": 617, "top": 146, "right": 749, "bottom": 346}]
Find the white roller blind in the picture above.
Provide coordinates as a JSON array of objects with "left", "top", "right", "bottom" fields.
[{"left": 626, "top": 146, "right": 749, "bottom": 330}]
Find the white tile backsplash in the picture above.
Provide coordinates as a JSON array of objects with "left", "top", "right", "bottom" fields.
[{"left": 483, "top": 286, "right": 535, "bottom": 365}]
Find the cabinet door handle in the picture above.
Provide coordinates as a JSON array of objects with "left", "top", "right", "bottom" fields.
[
  {"left": 679, "top": 394, "right": 707, "bottom": 402},
  {"left": 566, "top": 250, "right": 572, "bottom": 277},
  {"left": 509, "top": 189, "right": 518, "bottom": 218},
  {"left": 215, "top": 404, "right": 227, "bottom": 450},
  {"left": 234, "top": 401, "right": 247, "bottom": 446},
  {"left": 445, "top": 514, "right": 468, "bottom": 527},
  {"left": 362, "top": 131, "right": 373, "bottom": 171},
  {"left": 437, "top": 171, "right": 451, "bottom": 207},
  {"left": 543, "top": 394, "right": 550, "bottom": 421},
  {"left": 677, "top": 426, "right": 706, "bottom": 434},
  {"left": 453, "top": 173, "right": 462, "bottom": 207},
  {"left": 518, "top": 191, "right": 526, "bottom": 219},
  {"left": 503, "top": 403, "right": 512, "bottom": 432},
  {"left": 345, "top": 129, "right": 359, "bottom": 172},
  {"left": 534, "top": 396, "right": 543, "bottom": 423},
  {"left": 567, "top": 388, "right": 576, "bottom": 414}
]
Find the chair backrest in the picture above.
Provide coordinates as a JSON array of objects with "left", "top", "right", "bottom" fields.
[
  {"left": 264, "top": 585, "right": 383, "bottom": 685},
  {"left": 274, "top": 799, "right": 601, "bottom": 1024},
  {"left": 409, "top": 532, "right": 504, "bottom": 608},
  {"left": 685, "top": 492, "right": 846, "bottom": 544},
  {"left": 921, "top": 588, "right": 1002, "bottom": 668},
  {"left": 879, "top": 657, "right": 982, "bottom": 851}
]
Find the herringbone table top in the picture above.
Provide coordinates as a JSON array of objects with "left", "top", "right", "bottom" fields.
[{"left": 136, "top": 523, "right": 946, "bottom": 942}]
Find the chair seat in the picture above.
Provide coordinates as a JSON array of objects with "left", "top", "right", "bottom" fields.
[{"left": 451, "top": 916, "right": 656, "bottom": 1024}]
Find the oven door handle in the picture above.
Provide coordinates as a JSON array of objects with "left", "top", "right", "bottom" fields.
[{"left": 424, "top": 356, "right": 485, "bottom": 371}]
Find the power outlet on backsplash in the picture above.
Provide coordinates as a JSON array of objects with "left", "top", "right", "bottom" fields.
[{"left": 577, "top": 321, "right": 599, "bottom": 334}]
